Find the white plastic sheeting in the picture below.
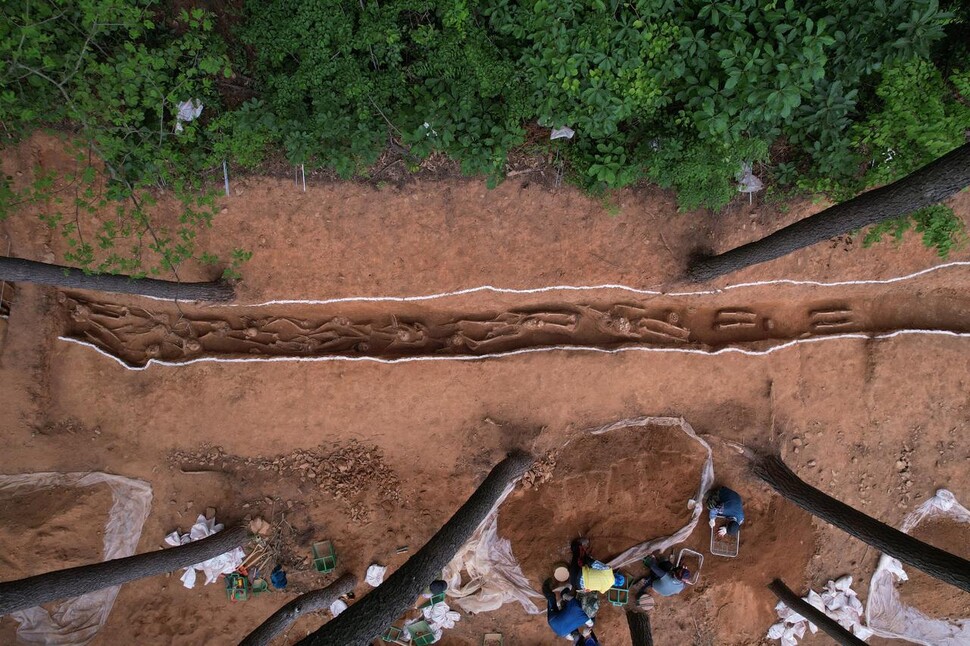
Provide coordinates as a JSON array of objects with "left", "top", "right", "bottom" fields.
[
  {"left": 442, "top": 481, "right": 543, "bottom": 614},
  {"left": 174, "top": 99, "right": 203, "bottom": 133},
  {"left": 365, "top": 563, "right": 387, "bottom": 587},
  {"left": 767, "top": 576, "right": 872, "bottom": 645},
  {"left": 550, "top": 126, "right": 575, "bottom": 140},
  {"left": 0, "top": 472, "right": 153, "bottom": 645},
  {"left": 329, "top": 599, "right": 348, "bottom": 617},
  {"left": 423, "top": 601, "right": 461, "bottom": 641},
  {"left": 737, "top": 162, "right": 764, "bottom": 194},
  {"left": 164, "top": 514, "right": 244, "bottom": 589},
  {"left": 866, "top": 489, "right": 970, "bottom": 645},
  {"left": 442, "top": 416, "right": 715, "bottom": 614}
]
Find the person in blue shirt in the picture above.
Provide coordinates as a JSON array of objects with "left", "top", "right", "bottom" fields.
[
  {"left": 639, "top": 554, "right": 691, "bottom": 597},
  {"left": 543, "top": 579, "right": 596, "bottom": 641},
  {"left": 707, "top": 486, "right": 745, "bottom": 536}
]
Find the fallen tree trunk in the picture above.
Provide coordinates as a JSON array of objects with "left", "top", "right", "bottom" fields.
[
  {"left": 768, "top": 579, "right": 867, "bottom": 646},
  {"left": 687, "top": 143, "right": 970, "bottom": 282},
  {"left": 0, "top": 256, "right": 234, "bottom": 301},
  {"left": 299, "top": 451, "right": 534, "bottom": 646},
  {"left": 752, "top": 454, "right": 970, "bottom": 593},
  {"left": 240, "top": 573, "right": 357, "bottom": 646},
  {"left": 0, "top": 525, "right": 249, "bottom": 616},
  {"left": 626, "top": 608, "right": 655, "bottom": 646}
]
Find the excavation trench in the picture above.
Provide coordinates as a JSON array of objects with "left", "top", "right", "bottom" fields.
[{"left": 57, "top": 278, "right": 970, "bottom": 367}]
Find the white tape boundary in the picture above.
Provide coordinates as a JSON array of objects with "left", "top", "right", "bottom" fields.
[
  {"left": 58, "top": 329, "right": 970, "bottom": 371},
  {"left": 190, "top": 260, "right": 970, "bottom": 307}
]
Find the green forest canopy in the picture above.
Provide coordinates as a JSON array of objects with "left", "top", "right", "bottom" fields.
[{"left": 2, "top": 0, "right": 968, "bottom": 267}]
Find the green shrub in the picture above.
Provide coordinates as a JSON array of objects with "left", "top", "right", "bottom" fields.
[
  {"left": 863, "top": 204, "right": 967, "bottom": 258},
  {"left": 644, "top": 135, "right": 770, "bottom": 211},
  {"left": 853, "top": 59, "right": 970, "bottom": 185}
]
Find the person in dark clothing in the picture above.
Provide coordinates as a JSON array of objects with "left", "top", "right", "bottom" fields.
[
  {"left": 707, "top": 486, "right": 745, "bottom": 536},
  {"left": 639, "top": 554, "right": 691, "bottom": 597},
  {"left": 543, "top": 579, "right": 594, "bottom": 640}
]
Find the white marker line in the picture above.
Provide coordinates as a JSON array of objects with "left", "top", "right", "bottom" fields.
[
  {"left": 198, "top": 260, "right": 970, "bottom": 307},
  {"left": 122, "top": 260, "right": 970, "bottom": 306},
  {"left": 57, "top": 329, "right": 970, "bottom": 371}
]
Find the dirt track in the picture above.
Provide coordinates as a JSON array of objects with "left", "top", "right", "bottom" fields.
[{"left": 1, "top": 134, "right": 969, "bottom": 645}]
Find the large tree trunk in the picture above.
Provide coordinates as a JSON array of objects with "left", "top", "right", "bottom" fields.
[
  {"left": 626, "top": 609, "right": 654, "bottom": 646},
  {"left": 752, "top": 454, "right": 970, "bottom": 593},
  {"left": 767, "top": 579, "right": 866, "bottom": 646},
  {"left": 687, "top": 143, "right": 970, "bottom": 282},
  {"left": 240, "top": 573, "right": 357, "bottom": 646},
  {"left": 0, "top": 256, "right": 234, "bottom": 301},
  {"left": 0, "top": 525, "right": 248, "bottom": 616},
  {"left": 298, "top": 451, "right": 534, "bottom": 646}
]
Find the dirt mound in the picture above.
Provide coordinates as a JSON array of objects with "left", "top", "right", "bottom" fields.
[
  {"left": 0, "top": 484, "right": 112, "bottom": 578},
  {"left": 499, "top": 423, "right": 707, "bottom": 585},
  {"left": 898, "top": 518, "right": 970, "bottom": 621}
]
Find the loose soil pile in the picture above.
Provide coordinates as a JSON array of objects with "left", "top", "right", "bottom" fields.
[
  {"left": 499, "top": 422, "right": 706, "bottom": 585},
  {"left": 898, "top": 518, "right": 970, "bottom": 621}
]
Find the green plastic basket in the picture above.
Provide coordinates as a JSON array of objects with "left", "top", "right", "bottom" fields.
[
  {"left": 607, "top": 572, "right": 630, "bottom": 606},
  {"left": 406, "top": 620, "right": 436, "bottom": 646},
  {"left": 381, "top": 625, "right": 405, "bottom": 643},
  {"left": 225, "top": 573, "right": 250, "bottom": 602},
  {"left": 312, "top": 540, "right": 337, "bottom": 573}
]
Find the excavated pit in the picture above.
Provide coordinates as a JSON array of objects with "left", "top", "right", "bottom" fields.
[{"left": 57, "top": 277, "right": 970, "bottom": 367}]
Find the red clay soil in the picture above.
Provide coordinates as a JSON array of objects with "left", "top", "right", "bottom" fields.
[
  {"left": 0, "top": 485, "right": 111, "bottom": 576},
  {"left": 0, "top": 133, "right": 969, "bottom": 645},
  {"left": 500, "top": 423, "right": 706, "bottom": 585},
  {"left": 898, "top": 519, "right": 970, "bottom": 621},
  {"left": 0, "top": 484, "right": 113, "bottom": 644}
]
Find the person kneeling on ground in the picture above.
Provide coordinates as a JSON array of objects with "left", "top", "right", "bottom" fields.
[
  {"left": 640, "top": 554, "right": 691, "bottom": 597},
  {"left": 543, "top": 580, "right": 599, "bottom": 643},
  {"left": 707, "top": 486, "right": 745, "bottom": 536},
  {"left": 569, "top": 538, "right": 625, "bottom": 594}
]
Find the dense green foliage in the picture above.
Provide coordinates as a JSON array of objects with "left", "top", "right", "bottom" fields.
[
  {"left": 0, "top": 0, "right": 246, "bottom": 277},
  {"left": 2, "top": 0, "right": 968, "bottom": 267},
  {"left": 231, "top": 0, "right": 967, "bottom": 209},
  {"left": 864, "top": 204, "right": 966, "bottom": 258}
]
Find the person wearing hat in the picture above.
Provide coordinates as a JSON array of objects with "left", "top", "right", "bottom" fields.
[
  {"left": 640, "top": 553, "right": 691, "bottom": 597},
  {"left": 568, "top": 538, "right": 625, "bottom": 594},
  {"left": 706, "top": 486, "right": 745, "bottom": 536},
  {"left": 542, "top": 580, "right": 595, "bottom": 641}
]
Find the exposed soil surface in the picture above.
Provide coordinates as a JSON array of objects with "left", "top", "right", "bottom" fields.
[
  {"left": 0, "top": 485, "right": 111, "bottom": 575},
  {"left": 898, "top": 519, "right": 970, "bottom": 621},
  {"left": 0, "top": 484, "right": 113, "bottom": 645},
  {"left": 499, "top": 422, "right": 706, "bottom": 585},
  {"left": 1, "top": 133, "right": 969, "bottom": 645},
  {"left": 59, "top": 274, "right": 970, "bottom": 367}
]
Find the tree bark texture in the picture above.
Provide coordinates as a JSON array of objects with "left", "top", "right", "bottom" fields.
[
  {"left": 0, "top": 525, "right": 249, "bottom": 616},
  {"left": 299, "top": 451, "right": 534, "bottom": 646},
  {"left": 0, "top": 256, "right": 234, "bottom": 301},
  {"left": 687, "top": 143, "right": 970, "bottom": 282},
  {"left": 239, "top": 573, "right": 357, "bottom": 646},
  {"left": 625, "top": 609, "right": 655, "bottom": 646},
  {"left": 752, "top": 454, "right": 970, "bottom": 593},
  {"left": 767, "top": 579, "right": 867, "bottom": 646}
]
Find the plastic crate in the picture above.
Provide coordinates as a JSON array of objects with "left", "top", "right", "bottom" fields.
[{"left": 312, "top": 540, "right": 337, "bottom": 573}]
